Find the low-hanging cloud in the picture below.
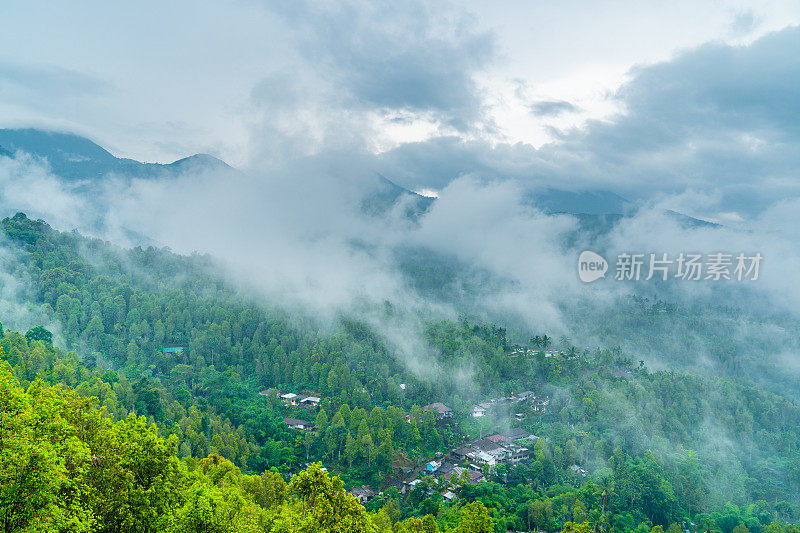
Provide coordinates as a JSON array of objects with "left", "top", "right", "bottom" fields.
[{"left": 0, "top": 24, "right": 799, "bottom": 393}]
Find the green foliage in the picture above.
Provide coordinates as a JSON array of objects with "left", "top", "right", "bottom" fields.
[
  {"left": 1, "top": 213, "right": 800, "bottom": 532},
  {"left": 25, "top": 325, "right": 52, "bottom": 345}
]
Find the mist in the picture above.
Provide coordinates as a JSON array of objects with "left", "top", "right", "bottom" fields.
[{"left": 0, "top": 21, "right": 799, "bottom": 402}]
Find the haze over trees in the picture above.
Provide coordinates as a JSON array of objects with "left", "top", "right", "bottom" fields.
[{"left": 0, "top": 212, "right": 798, "bottom": 532}]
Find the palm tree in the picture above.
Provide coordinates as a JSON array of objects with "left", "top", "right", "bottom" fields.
[
  {"left": 593, "top": 476, "right": 614, "bottom": 516},
  {"left": 568, "top": 346, "right": 578, "bottom": 357}
]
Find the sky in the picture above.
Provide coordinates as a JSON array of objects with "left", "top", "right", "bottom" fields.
[{"left": 1, "top": 1, "right": 798, "bottom": 180}]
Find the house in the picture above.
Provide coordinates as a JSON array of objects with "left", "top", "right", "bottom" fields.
[
  {"left": 469, "top": 451, "right": 496, "bottom": 465},
  {"left": 280, "top": 393, "right": 299, "bottom": 406},
  {"left": 486, "top": 434, "right": 511, "bottom": 444},
  {"left": 473, "top": 438, "right": 504, "bottom": 452},
  {"left": 471, "top": 404, "right": 487, "bottom": 417},
  {"left": 426, "top": 460, "right": 441, "bottom": 473},
  {"left": 452, "top": 445, "right": 474, "bottom": 461},
  {"left": 462, "top": 439, "right": 509, "bottom": 465},
  {"left": 436, "top": 462, "right": 457, "bottom": 479},
  {"left": 442, "top": 490, "right": 458, "bottom": 503},
  {"left": 514, "top": 413, "right": 525, "bottom": 421},
  {"left": 468, "top": 469, "right": 485, "bottom": 483},
  {"left": 403, "top": 478, "right": 424, "bottom": 494},
  {"left": 283, "top": 418, "right": 313, "bottom": 431},
  {"left": 350, "top": 485, "right": 376, "bottom": 503},
  {"left": 508, "top": 343, "right": 534, "bottom": 356},
  {"left": 299, "top": 395, "right": 321, "bottom": 407},
  {"left": 531, "top": 397, "right": 550, "bottom": 412},
  {"left": 515, "top": 391, "right": 535, "bottom": 402},
  {"left": 422, "top": 402, "right": 453, "bottom": 418},
  {"left": 504, "top": 443, "right": 530, "bottom": 463},
  {"left": 443, "top": 466, "right": 472, "bottom": 482},
  {"left": 570, "top": 464, "right": 588, "bottom": 477},
  {"left": 161, "top": 346, "right": 184, "bottom": 354}
]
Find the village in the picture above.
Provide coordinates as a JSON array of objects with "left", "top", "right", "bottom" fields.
[{"left": 256, "top": 383, "right": 591, "bottom": 506}]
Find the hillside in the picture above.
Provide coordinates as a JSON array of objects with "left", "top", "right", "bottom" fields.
[
  {"left": 0, "top": 212, "right": 799, "bottom": 532},
  {"left": 0, "top": 128, "right": 231, "bottom": 181},
  {"left": 0, "top": 350, "right": 499, "bottom": 531}
]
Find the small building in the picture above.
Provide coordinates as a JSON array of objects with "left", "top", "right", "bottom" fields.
[
  {"left": 570, "top": 464, "right": 588, "bottom": 477},
  {"left": 283, "top": 418, "right": 313, "bottom": 431},
  {"left": 161, "top": 346, "right": 184, "bottom": 354},
  {"left": 442, "top": 490, "right": 458, "bottom": 503},
  {"left": 280, "top": 393, "right": 299, "bottom": 406},
  {"left": 436, "top": 462, "right": 457, "bottom": 479},
  {"left": 300, "top": 396, "right": 321, "bottom": 407},
  {"left": 452, "top": 445, "right": 473, "bottom": 461},
  {"left": 514, "top": 413, "right": 525, "bottom": 421},
  {"left": 504, "top": 443, "right": 530, "bottom": 463},
  {"left": 468, "top": 469, "right": 485, "bottom": 483},
  {"left": 403, "top": 478, "right": 424, "bottom": 495},
  {"left": 350, "top": 485, "right": 376, "bottom": 504},
  {"left": 426, "top": 460, "right": 441, "bottom": 473},
  {"left": 473, "top": 438, "right": 504, "bottom": 453},
  {"left": 422, "top": 402, "right": 453, "bottom": 419},
  {"left": 469, "top": 451, "right": 496, "bottom": 465},
  {"left": 531, "top": 397, "right": 550, "bottom": 412},
  {"left": 471, "top": 404, "right": 487, "bottom": 417},
  {"left": 515, "top": 391, "right": 535, "bottom": 402}
]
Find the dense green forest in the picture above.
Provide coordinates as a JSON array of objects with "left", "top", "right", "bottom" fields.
[
  {"left": 1, "top": 212, "right": 799, "bottom": 532},
  {"left": 1, "top": 357, "right": 497, "bottom": 532}
]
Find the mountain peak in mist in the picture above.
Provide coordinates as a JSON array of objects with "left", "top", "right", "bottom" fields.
[
  {"left": 361, "top": 173, "right": 436, "bottom": 219},
  {"left": 526, "top": 188, "right": 631, "bottom": 216},
  {"left": 0, "top": 128, "right": 231, "bottom": 180}
]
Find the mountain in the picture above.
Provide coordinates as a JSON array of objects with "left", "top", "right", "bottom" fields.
[
  {"left": 0, "top": 129, "right": 718, "bottom": 230},
  {"left": 526, "top": 187, "right": 631, "bottom": 215},
  {"left": 361, "top": 173, "right": 435, "bottom": 219},
  {"left": 0, "top": 128, "right": 231, "bottom": 180}
]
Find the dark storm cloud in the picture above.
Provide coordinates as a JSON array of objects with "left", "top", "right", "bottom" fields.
[
  {"left": 547, "top": 25, "right": 800, "bottom": 211},
  {"left": 372, "top": 25, "right": 800, "bottom": 218},
  {"left": 264, "top": 0, "right": 495, "bottom": 130}
]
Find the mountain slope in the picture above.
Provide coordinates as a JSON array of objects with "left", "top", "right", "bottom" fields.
[{"left": 0, "top": 128, "right": 231, "bottom": 180}]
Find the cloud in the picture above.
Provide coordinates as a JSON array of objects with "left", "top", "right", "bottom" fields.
[
  {"left": 0, "top": 61, "right": 107, "bottom": 100},
  {"left": 535, "top": 26, "right": 800, "bottom": 213},
  {"left": 529, "top": 99, "right": 579, "bottom": 117},
  {"left": 271, "top": 0, "right": 494, "bottom": 128},
  {"left": 356, "top": 25, "right": 800, "bottom": 221},
  {"left": 0, "top": 153, "right": 87, "bottom": 229},
  {"left": 2, "top": 17, "right": 800, "bottom": 394},
  {"left": 242, "top": 0, "right": 497, "bottom": 168}
]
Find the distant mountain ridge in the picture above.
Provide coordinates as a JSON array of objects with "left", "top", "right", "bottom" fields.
[
  {"left": 0, "top": 128, "right": 717, "bottom": 228},
  {"left": 362, "top": 173, "right": 436, "bottom": 220},
  {"left": 0, "top": 128, "right": 231, "bottom": 180},
  {"left": 526, "top": 188, "right": 631, "bottom": 216}
]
